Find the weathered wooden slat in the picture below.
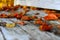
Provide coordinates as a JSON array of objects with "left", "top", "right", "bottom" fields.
[
  {"left": 10, "top": 19, "right": 60, "bottom": 40},
  {"left": 0, "top": 27, "right": 31, "bottom": 40},
  {"left": 0, "top": 9, "right": 60, "bottom": 40},
  {"left": 0, "top": 18, "right": 60, "bottom": 40},
  {"left": 0, "top": 29, "right": 4, "bottom": 40},
  {"left": 0, "top": 19, "right": 31, "bottom": 40},
  {"left": 20, "top": 22, "right": 60, "bottom": 40},
  {"left": 7, "top": 18, "right": 36, "bottom": 40}
]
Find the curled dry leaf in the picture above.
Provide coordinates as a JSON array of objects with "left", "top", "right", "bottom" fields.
[
  {"left": 21, "top": 16, "right": 31, "bottom": 21},
  {"left": 39, "top": 23, "right": 52, "bottom": 31},
  {"left": 44, "top": 10, "right": 56, "bottom": 14},
  {"left": 0, "top": 13, "right": 7, "bottom": 18},
  {"left": 18, "top": 21, "right": 25, "bottom": 26},
  {"left": 44, "top": 14, "right": 58, "bottom": 20},
  {"left": 34, "top": 18, "right": 43, "bottom": 25},
  {"left": 55, "top": 13, "right": 60, "bottom": 18},
  {"left": 6, "top": 23, "right": 15, "bottom": 28},
  {"left": 14, "top": 13, "right": 18, "bottom": 17},
  {"left": 31, "top": 15, "right": 38, "bottom": 20}
]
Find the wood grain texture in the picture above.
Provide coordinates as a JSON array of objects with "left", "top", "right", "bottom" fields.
[
  {"left": 10, "top": 18, "right": 60, "bottom": 40},
  {"left": 0, "top": 30, "right": 4, "bottom": 40},
  {"left": 0, "top": 10, "right": 60, "bottom": 40}
]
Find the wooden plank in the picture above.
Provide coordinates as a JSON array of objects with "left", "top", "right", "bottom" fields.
[
  {"left": 10, "top": 19, "right": 60, "bottom": 40},
  {"left": 0, "top": 19, "right": 31, "bottom": 40},
  {"left": 1, "top": 18, "right": 60, "bottom": 40},
  {"left": 6, "top": 18, "right": 37, "bottom": 40},
  {"left": 0, "top": 28, "right": 4, "bottom": 40},
  {"left": 9, "top": 19, "right": 50, "bottom": 40},
  {"left": 0, "top": 27, "right": 31, "bottom": 40}
]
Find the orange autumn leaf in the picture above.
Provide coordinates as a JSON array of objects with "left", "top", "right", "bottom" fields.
[
  {"left": 34, "top": 19, "right": 43, "bottom": 25},
  {"left": 44, "top": 14, "right": 58, "bottom": 20},
  {"left": 18, "top": 21, "right": 25, "bottom": 26},
  {"left": 31, "top": 15, "right": 37, "bottom": 20},
  {"left": 39, "top": 24, "right": 52, "bottom": 31},
  {"left": 55, "top": 13, "right": 60, "bottom": 18},
  {"left": 0, "top": 13, "right": 7, "bottom": 18},
  {"left": 21, "top": 16, "right": 31, "bottom": 21}
]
